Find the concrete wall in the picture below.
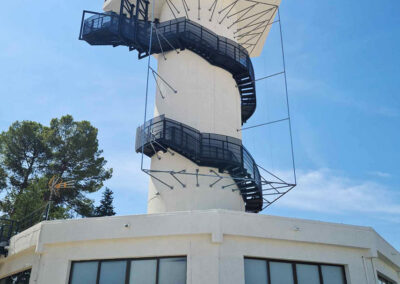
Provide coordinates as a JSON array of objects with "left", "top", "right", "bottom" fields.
[
  {"left": 147, "top": 0, "right": 247, "bottom": 213},
  {"left": 147, "top": 151, "right": 245, "bottom": 213},
  {"left": 0, "top": 211, "right": 398, "bottom": 284}
]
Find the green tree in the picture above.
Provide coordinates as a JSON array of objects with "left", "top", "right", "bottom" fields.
[
  {"left": 0, "top": 115, "right": 113, "bottom": 220},
  {"left": 0, "top": 166, "right": 6, "bottom": 191},
  {"left": 95, "top": 188, "right": 116, "bottom": 217},
  {"left": 0, "top": 121, "right": 49, "bottom": 217},
  {"left": 45, "top": 115, "right": 112, "bottom": 216},
  {"left": 0, "top": 121, "right": 49, "bottom": 191}
]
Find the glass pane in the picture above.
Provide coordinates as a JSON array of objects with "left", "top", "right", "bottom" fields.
[
  {"left": 70, "top": 261, "right": 98, "bottom": 284},
  {"left": 270, "top": 261, "right": 294, "bottom": 284},
  {"left": 9, "top": 269, "right": 31, "bottom": 284},
  {"left": 244, "top": 258, "right": 268, "bottom": 284},
  {"left": 129, "top": 259, "right": 157, "bottom": 284},
  {"left": 296, "top": 264, "right": 320, "bottom": 284},
  {"left": 379, "top": 276, "right": 394, "bottom": 284},
  {"left": 321, "top": 265, "right": 345, "bottom": 284},
  {"left": 99, "top": 261, "right": 127, "bottom": 284},
  {"left": 158, "top": 257, "right": 187, "bottom": 284}
]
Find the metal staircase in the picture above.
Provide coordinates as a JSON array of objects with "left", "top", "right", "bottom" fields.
[
  {"left": 79, "top": 11, "right": 257, "bottom": 123},
  {"left": 135, "top": 115, "right": 263, "bottom": 212}
]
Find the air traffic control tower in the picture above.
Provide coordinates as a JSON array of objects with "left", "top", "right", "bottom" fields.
[{"left": 80, "top": 0, "right": 286, "bottom": 214}]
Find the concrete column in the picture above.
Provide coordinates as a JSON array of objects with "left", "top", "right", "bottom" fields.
[{"left": 147, "top": 0, "right": 245, "bottom": 213}]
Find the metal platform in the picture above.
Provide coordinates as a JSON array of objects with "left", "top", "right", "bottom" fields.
[
  {"left": 79, "top": 12, "right": 257, "bottom": 124},
  {"left": 135, "top": 115, "right": 263, "bottom": 212}
]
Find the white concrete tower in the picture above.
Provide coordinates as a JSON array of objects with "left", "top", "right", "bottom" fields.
[{"left": 90, "top": 0, "right": 281, "bottom": 213}]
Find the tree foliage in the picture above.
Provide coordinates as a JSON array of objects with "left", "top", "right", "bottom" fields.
[
  {"left": 95, "top": 188, "right": 116, "bottom": 217},
  {"left": 0, "top": 115, "right": 113, "bottom": 220},
  {"left": 0, "top": 166, "right": 6, "bottom": 191}
]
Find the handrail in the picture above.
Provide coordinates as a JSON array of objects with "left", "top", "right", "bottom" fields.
[
  {"left": 80, "top": 11, "right": 257, "bottom": 123},
  {"left": 135, "top": 116, "right": 263, "bottom": 212},
  {"left": 0, "top": 205, "right": 48, "bottom": 255}
]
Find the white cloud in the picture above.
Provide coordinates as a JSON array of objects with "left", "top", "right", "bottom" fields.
[
  {"left": 277, "top": 169, "right": 400, "bottom": 216},
  {"left": 368, "top": 171, "right": 391, "bottom": 178}
]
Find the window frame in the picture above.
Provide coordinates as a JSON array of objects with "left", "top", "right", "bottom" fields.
[
  {"left": 244, "top": 257, "right": 347, "bottom": 284},
  {"left": 378, "top": 273, "right": 397, "bottom": 284},
  {"left": 69, "top": 256, "right": 187, "bottom": 284},
  {"left": 0, "top": 268, "right": 31, "bottom": 283}
]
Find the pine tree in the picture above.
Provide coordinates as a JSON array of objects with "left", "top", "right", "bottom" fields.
[
  {"left": 95, "top": 188, "right": 116, "bottom": 217},
  {"left": 0, "top": 116, "right": 113, "bottom": 219}
]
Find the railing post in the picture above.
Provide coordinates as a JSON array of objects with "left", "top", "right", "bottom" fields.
[
  {"left": 14, "top": 221, "right": 18, "bottom": 236},
  {"left": 163, "top": 117, "right": 166, "bottom": 140},
  {"left": 241, "top": 147, "right": 244, "bottom": 170},
  {"left": 198, "top": 133, "right": 201, "bottom": 160},
  {"left": 181, "top": 124, "right": 184, "bottom": 146},
  {"left": 252, "top": 160, "right": 256, "bottom": 180}
]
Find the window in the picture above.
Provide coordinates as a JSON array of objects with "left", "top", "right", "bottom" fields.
[
  {"left": 244, "top": 258, "right": 347, "bottom": 284},
  {"left": 69, "top": 257, "right": 186, "bottom": 284},
  {"left": 99, "top": 261, "right": 127, "bottom": 284},
  {"left": 296, "top": 264, "right": 319, "bottom": 284},
  {"left": 270, "top": 261, "right": 294, "bottom": 284},
  {"left": 0, "top": 269, "right": 31, "bottom": 284},
  {"left": 244, "top": 258, "right": 268, "bottom": 284},
  {"left": 158, "top": 257, "right": 187, "bottom": 284},
  {"left": 379, "top": 274, "right": 396, "bottom": 284}
]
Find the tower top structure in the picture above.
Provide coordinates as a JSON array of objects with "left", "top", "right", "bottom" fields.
[
  {"left": 103, "top": 0, "right": 281, "bottom": 57},
  {"left": 79, "top": 0, "right": 296, "bottom": 213}
]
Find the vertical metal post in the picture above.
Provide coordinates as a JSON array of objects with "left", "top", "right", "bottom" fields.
[
  {"left": 278, "top": 8, "right": 296, "bottom": 185},
  {"left": 79, "top": 11, "right": 86, "bottom": 40},
  {"left": 119, "top": 0, "right": 125, "bottom": 35},
  {"left": 45, "top": 201, "right": 52, "bottom": 221},
  {"left": 141, "top": 0, "right": 155, "bottom": 170}
]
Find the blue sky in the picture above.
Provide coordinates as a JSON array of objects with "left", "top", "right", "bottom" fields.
[{"left": 0, "top": 1, "right": 399, "bottom": 249}]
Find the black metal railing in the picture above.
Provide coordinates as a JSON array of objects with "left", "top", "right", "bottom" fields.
[
  {"left": 79, "top": 12, "right": 257, "bottom": 123},
  {"left": 0, "top": 205, "right": 48, "bottom": 255},
  {"left": 135, "top": 115, "right": 263, "bottom": 212}
]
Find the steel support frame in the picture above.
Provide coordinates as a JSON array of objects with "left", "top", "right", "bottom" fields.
[{"left": 99, "top": 1, "right": 295, "bottom": 212}]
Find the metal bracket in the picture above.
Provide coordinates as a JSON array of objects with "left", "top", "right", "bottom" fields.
[
  {"left": 170, "top": 170, "right": 186, "bottom": 188},
  {"left": 209, "top": 169, "right": 223, "bottom": 188},
  {"left": 195, "top": 169, "right": 200, "bottom": 187}
]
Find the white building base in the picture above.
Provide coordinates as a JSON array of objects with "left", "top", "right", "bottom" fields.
[{"left": 0, "top": 210, "right": 399, "bottom": 284}]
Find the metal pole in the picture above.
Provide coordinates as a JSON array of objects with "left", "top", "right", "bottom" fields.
[
  {"left": 141, "top": 0, "right": 155, "bottom": 170},
  {"left": 278, "top": 8, "right": 297, "bottom": 185}
]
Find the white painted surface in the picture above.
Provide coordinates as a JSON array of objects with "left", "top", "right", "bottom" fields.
[
  {"left": 153, "top": 51, "right": 242, "bottom": 139},
  {"left": 0, "top": 211, "right": 399, "bottom": 284},
  {"left": 148, "top": 0, "right": 247, "bottom": 213},
  {"left": 147, "top": 151, "right": 245, "bottom": 213}
]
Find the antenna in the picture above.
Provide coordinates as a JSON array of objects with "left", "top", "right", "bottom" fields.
[{"left": 45, "top": 176, "right": 75, "bottom": 221}]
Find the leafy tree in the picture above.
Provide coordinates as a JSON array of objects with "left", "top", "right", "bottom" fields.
[
  {"left": 0, "top": 166, "right": 6, "bottom": 191},
  {"left": 95, "top": 188, "right": 116, "bottom": 217},
  {"left": 0, "top": 121, "right": 49, "bottom": 191},
  {"left": 0, "top": 115, "right": 113, "bottom": 220},
  {"left": 45, "top": 115, "right": 112, "bottom": 217},
  {"left": 0, "top": 121, "right": 49, "bottom": 217}
]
